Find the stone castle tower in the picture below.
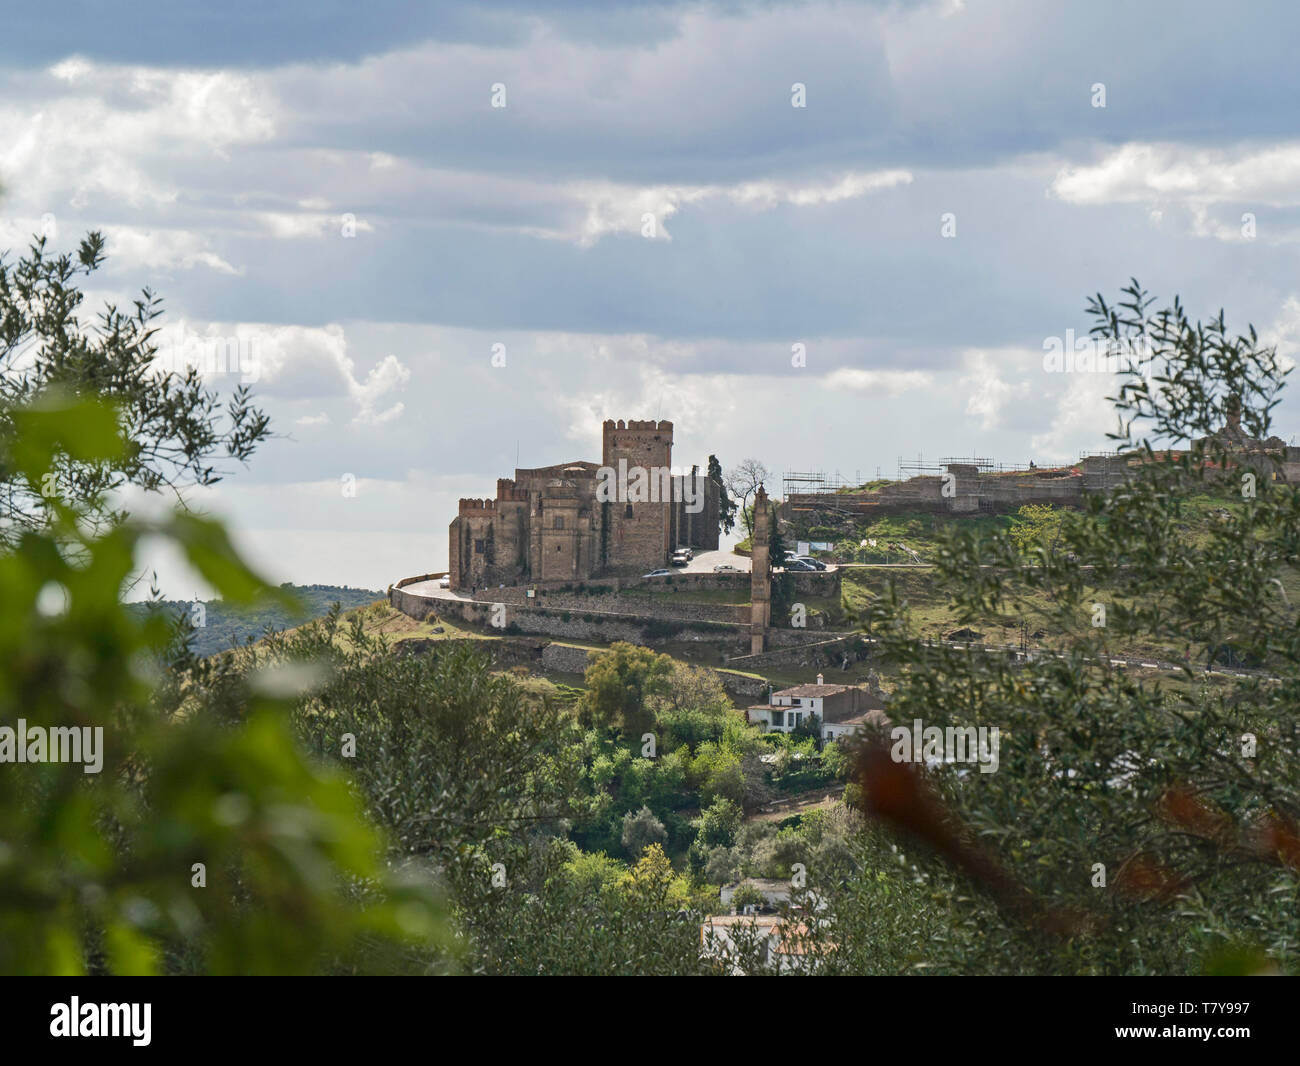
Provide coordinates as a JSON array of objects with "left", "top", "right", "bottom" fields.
[
  {"left": 749, "top": 484, "right": 771, "bottom": 654},
  {"left": 602, "top": 419, "right": 675, "bottom": 575}
]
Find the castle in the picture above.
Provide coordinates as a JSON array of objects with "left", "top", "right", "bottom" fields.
[{"left": 448, "top": 419, "right": 721, "bottom": 590}]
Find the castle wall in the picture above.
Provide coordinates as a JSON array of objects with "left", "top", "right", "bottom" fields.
[{"left": 673, "top": 469, "right": 721, "bottom": 551}]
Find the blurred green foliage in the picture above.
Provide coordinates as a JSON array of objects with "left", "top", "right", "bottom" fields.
[{"left": 0, "top": 394, "right": 451, "bottom": 974}]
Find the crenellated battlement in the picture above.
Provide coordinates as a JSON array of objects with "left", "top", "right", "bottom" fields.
[
  {"left": 496, "top": 478, "right": 529, "bottom": 502},
  {"left": 458, "top": 497, "right": 497, "bottom": 514},
  {"left": 603, "top": 418, "right": 673, "bottom": 433}
]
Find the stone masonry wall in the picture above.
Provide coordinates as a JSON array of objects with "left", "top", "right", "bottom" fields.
[
  {"left": 725, "top": 634, "right": 868, "bottom": 671},
  {"left": 469, "top": 587, "right": 748, "bottom": 623},
  {"left": 390, "top": 587, "right": 750, "bottom": 646},
  {"left": 539, "top": 643, "right": 597, "bottom": 674}
]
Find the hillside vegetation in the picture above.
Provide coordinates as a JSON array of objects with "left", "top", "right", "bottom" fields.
[{"left": 129, "top": 583, "right": 384, "bottom": 657}]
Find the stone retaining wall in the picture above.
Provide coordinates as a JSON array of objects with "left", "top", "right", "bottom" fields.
[
  {"left": 390, "top": 587, "right": 751, "bottom": 647},
  {"left": 725, "top": 634, "right": 869, "bottom": 670},
  {"left": 466, "top": 587, "right": 748, "bottom": 623},
  {"left": 540, "top": 643, "right": 597, "bottom": 674}
]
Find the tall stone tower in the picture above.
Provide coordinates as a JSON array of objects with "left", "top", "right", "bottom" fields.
[
  {"left": 602, "top": 419, "right": 675, "bottom": 574},
  {"left": 750, "top": 484, "right": 771, "bottom": 654}
]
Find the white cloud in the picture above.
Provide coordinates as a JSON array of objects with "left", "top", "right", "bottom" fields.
[
  {"left": 149, "top": 320, "right": 410, "bottom": 423},
  {"left": 101, "top": 224, "right": 240, "bottom": 274},
  {"left": 350, "top": 354, "right": 410, "bottom": 424},
  {"left": 572, "top": 170, "right": 912, "bottom": 245},
  {"left": 1051, "top": 141, "right": 1300, "bottom": 210},
  {"left": 0, "top": 62, "right": 275, "bottom": 212},
  {"left": 822, "top": 367, "right": 933, "bottom": 396},
  {"left": 256, "top": 211, "right": 374, "bottom": 240},
  {"left": 958, "top": 349, "right": 1033, "bottom": 431},
  {"left": 1031, "top": 372, "right": 1117, "bottom": 462}
]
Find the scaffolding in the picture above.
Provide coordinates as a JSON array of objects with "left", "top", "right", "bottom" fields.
[
  {"left": 895, "top": 454, "right": 1034, "bottom": 480},
  {"left": 782, "top": 469, "right": 864, "bottom": 499},
  {"left": 786, "top": 454, "right": 1041, "bottom": 502}
]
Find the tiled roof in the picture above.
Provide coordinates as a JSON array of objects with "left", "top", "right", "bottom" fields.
[{"left": 774, "top": 683, "right": 851, "bottom": 698}]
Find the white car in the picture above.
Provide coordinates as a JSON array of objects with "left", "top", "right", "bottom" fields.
[
  {"left": 438, "top": 576, "right": 450, "bottom": 588},
  {"left": 642, "top": 569, "right": 671, "bottom": 579},
  {"left": 713, "top": 564, "right": 741, "bottom": 573}
]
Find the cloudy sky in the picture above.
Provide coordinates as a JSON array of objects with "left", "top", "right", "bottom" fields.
[{"left": 5, "top": 0, "right": 1300, "bottom": 596}]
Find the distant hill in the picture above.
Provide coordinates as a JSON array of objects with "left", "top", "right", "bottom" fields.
[{"left": 127, "top": 583, "right": 384, "bottom": 658}]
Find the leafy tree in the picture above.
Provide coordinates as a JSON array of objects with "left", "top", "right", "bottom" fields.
[
  {"left": 0, "top": 395, "right": 446, "bottom": 975},
  {"left": 647, "top": 661, "right": 732, "bottom": 718},
  {"left": 0, "top": 234, "right": 271, "bottom": 549},
  {"left": 580, "top": 642, "right": 674, "bottom": 735},
  {"left": 708, "top": 454, "right": 737, "bottom": 535},
  {"left": 704, "top": 845, "right": 743, "bottom": 885},
  {"left": 561, "top": 847, "right": 626, "bottom": 896},
  {"left": 856, "top": 280, "right": 1300, "bottom": 975},
  {"left": 455, "top": 837, "right": 707, "bottom": 975},
  {"left": 285, "top": 640, "right": 585, "bottom": 885},
  {"left": 657, "top": 707, "right": 729, "bottom": 750},
  {"left": 621, "top": 804, "right": 668, "bottom": 857},
  {"left": 1008, "top": 503, "right": 1064, "bottom": 557},
  {"left": 691, "top": 741, "right": 747, "bottom": 807},
  {"left": 767, "top": 498, "right": 788, "bottom": 564},
  {"left": 697, "top": 797, "right": 743, "bottom": 848}
]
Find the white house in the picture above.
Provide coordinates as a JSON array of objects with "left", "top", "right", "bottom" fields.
[
  {"left": 746, "top": 674, "right": 886, "bottom": 742},
  {"left": 700, "top": 914, "right": 824, "bottom": 974}
]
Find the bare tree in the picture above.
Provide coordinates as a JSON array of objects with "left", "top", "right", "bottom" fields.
[{"left": 725, "top": 458, "right": 771, "bottom": 537}]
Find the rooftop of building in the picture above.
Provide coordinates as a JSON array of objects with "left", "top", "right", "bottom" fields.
[
  {"left": 723, "top": 878, "right": 791, "bottom": 894},
  {"left": 773, "top": 682, "right": 853, "bottom": 698}
]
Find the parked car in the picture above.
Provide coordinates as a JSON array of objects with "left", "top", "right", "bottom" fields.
[
  {"left": 785, "top": 559, "right": 817, "bottom": 572},
  {"left": 713, "top": 564, "right": 741, "bottom": 573},
  {"left": 642, "top": 569, "right": 671, "bottom": 579},
  {"left": 438, "top": 576, "right": 450, "bottom": 588},
  {"left": 669, "top": 553, "right": 689, "bottom": 567},
  {"left": 674, "top": 546, "right": 694, "bottom": 560}
]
